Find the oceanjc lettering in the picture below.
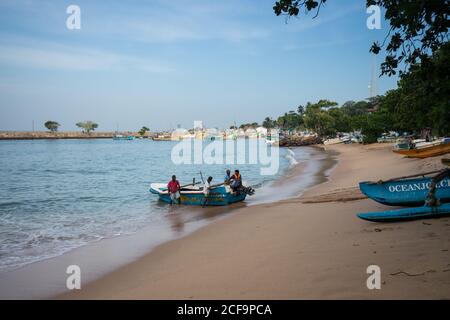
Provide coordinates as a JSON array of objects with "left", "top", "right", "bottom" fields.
[{"left": 388, "top": 179, "right": 449, "bottom": 193}]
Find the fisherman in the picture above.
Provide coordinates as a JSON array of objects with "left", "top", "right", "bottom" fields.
[
  {"left": 202, "top": 176, "right": 213, "bottom": 207},
  {"left": 224, "top": 169, "right": 231, "bottom": 184},
  {"left": 167, "top": 175, "right": 181, "bottom": 205},
  {"left": 230, "top": 169, "right": 242, "bottom": 192}
]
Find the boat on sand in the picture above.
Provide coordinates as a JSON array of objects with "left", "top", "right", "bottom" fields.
[
  {"left": 358, "top": 169, "right": 450, "bottom": 222},
  {"left": 359, "top": 170, "right": 450, "bottom": 207},
  {"left": 393, "top": 138, "right": 450, "bottom": 158},
  {"left": 357, "top": 203, "right": 450, "bottom": 222}
]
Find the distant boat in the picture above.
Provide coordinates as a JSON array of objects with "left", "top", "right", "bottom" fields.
[
  {"left": 393, "top": 138, "right": 450, "bottom": 158},
  {"left": 323, "top": 135, "right": 351, "bottom": 145},
  {"left": 323, "top": 137, "right": 342, "bottom": 145},
  {"left": 152, "top": 135, "right": 172, "bottom": 141},
  {"left": 113, "top": 134, "right": 135, "bottom": 140},
  {"left": 359, "top": 173, "right": 450, "bottom": 207},
  {"left": 357, "top": 203, "right": 450, "bottom": 222},
  {"left": 377, "top": 132, "right": 399, "bottom": 143},
  {"left": 149, "top": 183, "right": 250, "bottom": 206}
]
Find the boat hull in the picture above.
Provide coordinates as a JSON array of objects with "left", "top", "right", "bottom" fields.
[
  {"left": 393, "top": 142, "right": 450, "bottom": 158},
  {"left": 156, "top": 191, "right": 246, "bottom": 206},
  {"left": 357, "top": 203, "right": 450, "bottom": 222},
  {"left": 359, "top": 177, "right": 450, "bottom": 207},
  {"left": 149, "top": 184, "right": 246, "bottom": 206}
]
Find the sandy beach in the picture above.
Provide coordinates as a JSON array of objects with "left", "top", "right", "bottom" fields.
[{"left": 60, "top": 143, "right": 450, "bottom": 299}]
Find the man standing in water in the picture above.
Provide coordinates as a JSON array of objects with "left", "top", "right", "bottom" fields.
[
  {"left": 202, "top": 176, "right": 213, "bottom": 207},
  {"left": 167, "top": 175, "right": 181, "bottom": 205}
]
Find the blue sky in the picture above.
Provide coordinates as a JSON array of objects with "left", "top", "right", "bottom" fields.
[{"left": 0, "top": 0, "right": 398, "bottom": 131}]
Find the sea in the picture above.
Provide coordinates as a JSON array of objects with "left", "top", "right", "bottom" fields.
[{"left": 0, "top": 138, "right": 336, "bottom": 298}]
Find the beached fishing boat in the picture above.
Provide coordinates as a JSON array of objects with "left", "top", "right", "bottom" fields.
[
  {"left": 357, "top": 203, "right": 450, "bottom": 222},
  {"left": 323, "top": 137, "right": 342, "bottom": 145},
  {"left": 359, "top": 171, "right": 450, "bottom": 207},
  {"left": 393, "top": 138, "right": 450, "bottom": 158},
  {"left": 149, "top": 183, "right": 249, "bottom": 206}
]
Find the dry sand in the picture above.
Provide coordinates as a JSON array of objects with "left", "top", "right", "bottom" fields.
[{"left": 60, "top": 143, "right": 450, "bottom": 299}]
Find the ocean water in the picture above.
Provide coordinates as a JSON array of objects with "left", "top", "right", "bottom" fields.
[{"left": 0, "top": 138, "right": 321, "bottom": 274}]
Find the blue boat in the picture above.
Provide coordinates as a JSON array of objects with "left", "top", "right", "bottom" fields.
[
  {"left": 359, "top": 176, "right": 450, "bottom": 207},
  {"left": 113, "top": 134, "right": 135, "bottom": 140},
  {"left": 357, "top": 203, "right": 450, "bottom": 222},
  {"left": 149, "top": 183, "right": 247, "bottom": 206}
]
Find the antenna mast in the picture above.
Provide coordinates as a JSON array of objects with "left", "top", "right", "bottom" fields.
[{"left": 368, "top": 53, "right": 378, "bottom": 98}]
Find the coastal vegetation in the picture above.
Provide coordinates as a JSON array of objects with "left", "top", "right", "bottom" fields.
[
  {"left": 238, "top": 123, "right": 259, "bottom": 130},
  {"left": 76, "top": 121, "right": 98, "bottom": 134},
  {"left": 269, "top": 0, "right": 449, "bottom": 143},
  {"left": 259, "top": 42, "right": 449, "bottom": 143},
  {"left": 44, "top": 121, "right": 60, "bottom": 132},
  {"left": 138, "top": 126, "right": 150, "bottom": 136}
]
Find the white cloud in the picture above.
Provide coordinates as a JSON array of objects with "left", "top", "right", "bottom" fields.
[
  {"left": 82, "top": 0, "right": 271, "bottom": 44},
  {"left": 0, "top": 41, "right": 174, "bottom": 73}
]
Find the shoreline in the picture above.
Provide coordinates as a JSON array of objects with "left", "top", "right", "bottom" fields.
[
  {"left": 59, "top": 143, "right": 450, "bottom": 299},
  {"left": 0, "top": 146, "right": 331, "bottom": 299}
]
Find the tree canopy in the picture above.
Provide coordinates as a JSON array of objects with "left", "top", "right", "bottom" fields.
[
  {"left": 375, "top": 41, "right": 450, "bottom": 136},
  {"left": 44, "top": 121, "right": 60, "bottom": 132},
  {"left": 76, "top": 121, "right": 98, "bottom": 133},
  {"left": 273, "top": 0, "right": 450, "bottom": 76},
  {"left": 138, "top": 126, "right": 150, "bottom": 136}
]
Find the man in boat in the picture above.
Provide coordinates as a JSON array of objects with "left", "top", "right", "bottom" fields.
[
  {"left": 224, "top": 169, "right": 231, "bottom": 184},
  {"left": 167, "top": 175, "right": 181, "bottom": 205},
  {"left": 230, "top": 169, "right": 242, "bottom": 193},
  {"left": 202, "top": 176, "right": 213, "bottom": 207}
]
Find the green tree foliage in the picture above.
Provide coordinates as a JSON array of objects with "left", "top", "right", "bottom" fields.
[
  {"left": 239, "top": 122, "right": 259, "bottom": 130},
  {"left": 356, "top": 107, "right": 393, "bottom": 144},
  {"left": 328, "top": 108, "right": 351, "bottom": 133},
  {"left": 276, "top": 110, "right": 304, "bottom": 130},
  {"left": 262, "top": 43, "right": 449, "bottom": 142},
  {"left": 76, "top": 121, "right": 98, "bottom": 133},
  {"left": 138, "top": 126, "right": 150, "bottom": 136},
  {"left": 374, "top": 42, "right": 450, "bottom": 136},
  {"left": 44, "top": 121, "right": 60, "bottom": 132},
  {"left": 303, "top": 101, "right": 337, "bottom": 137},
  {"left": 273, "top": 0, "right": 450, "bottom": 76},
  {"left": 262, "top": 117, "right": 277, "bottom": 129},
  {"left": 341, "top": 101, "right": 369, "bottom": 117}
]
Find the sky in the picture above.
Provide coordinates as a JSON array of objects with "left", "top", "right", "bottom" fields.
[{"left": 0, "top": 0, "right": 399, "bottom": 131}]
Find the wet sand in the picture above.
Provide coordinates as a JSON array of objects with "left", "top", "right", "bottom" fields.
[{"left": 60, "top": 143, "right": 450, "bottom": 299}]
